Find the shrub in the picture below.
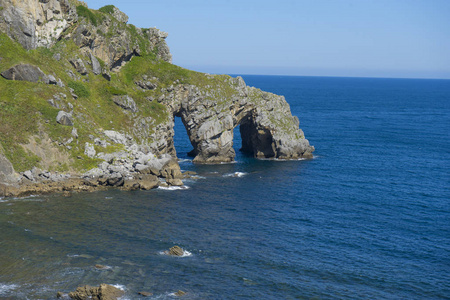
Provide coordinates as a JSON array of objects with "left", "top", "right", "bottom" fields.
[
  {"left": 106, "top": 86, "right": 127, "bottom": 95},
  {"left": 99, "top": 5, "right": 115, "bottom": 14},
  {"left": 68, "top": 81, "right": 90, "bottom": 98},
  {"left": 76, "top": 5, "right": 98, "bottom": 26}
]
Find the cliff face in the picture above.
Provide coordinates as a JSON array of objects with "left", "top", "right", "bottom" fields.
[{"left": 0, "top": 0, "right": 313, "bottom": 193}]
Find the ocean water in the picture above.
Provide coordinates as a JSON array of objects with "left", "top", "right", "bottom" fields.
[{"left": 1, "top": 76, "right": 449, "bottom": 299}]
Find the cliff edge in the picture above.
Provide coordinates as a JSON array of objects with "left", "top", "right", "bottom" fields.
[{"left": 0, "top": 0, "right": 314, "bottom": 196}]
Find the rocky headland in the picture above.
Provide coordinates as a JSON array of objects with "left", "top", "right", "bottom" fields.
[{"left": 0, "top": 0, "right": 314, "bottom": 197}]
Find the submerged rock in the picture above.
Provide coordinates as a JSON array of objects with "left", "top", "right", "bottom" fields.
[
  {"left": 174, "top": 290, "right": 187, "bottom": 296},
  {"left": 138, "top": 291, "right": 153, "bottom": 297}
]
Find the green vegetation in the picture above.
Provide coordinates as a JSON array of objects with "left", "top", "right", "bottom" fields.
[
  {"left": 76, "top": 5, "right": 99, "bottom": 26},
  {"left": 68, "top": 81, "right": 90, "bottom": 98},
  {"left": 0, "top": 8, "right": 245, "bottom": 174},
  {"left": 99, "top": 5, "right": 115, "bottom": 14},
  {"left": 105, "top": 86, "right": 127, "bottom": 95}
]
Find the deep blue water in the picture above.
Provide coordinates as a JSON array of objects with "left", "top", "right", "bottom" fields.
[{"left": 1, "top": 76, "right": 449, "bottom": 299}]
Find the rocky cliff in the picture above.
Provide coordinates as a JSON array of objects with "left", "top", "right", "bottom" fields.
[{"left": 0, "top": 0, "right": 314, "bottom": 196}]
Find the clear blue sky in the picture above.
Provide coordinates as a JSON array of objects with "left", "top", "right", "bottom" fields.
[{"left": 88, "top": 0, "right": 450, "bottom": 79}]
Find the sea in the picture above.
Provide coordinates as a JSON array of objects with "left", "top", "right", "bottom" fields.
[{"left": 0, "top": 75, "right": 449, "bottom": 299}]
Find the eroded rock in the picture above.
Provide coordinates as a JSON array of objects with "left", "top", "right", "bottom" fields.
[
  {"left": 166, "top": 246, "right": 184, "bottom": 256},
  {"left": 67, "top": 284, "right": 124, "bottom": 300}
]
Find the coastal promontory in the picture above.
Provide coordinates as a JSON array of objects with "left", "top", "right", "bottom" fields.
[{"left": 0, "top": 0, "right": 314, "bottom": 196}]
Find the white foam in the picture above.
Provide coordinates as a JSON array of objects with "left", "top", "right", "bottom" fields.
[
  {"left": 158, "top": 250, "right": 193, "bottom": 257},
  {"left": 178, "top": 158, "right": 192, "bottom": 163},
  {"left": 157, "top": 186, "right": 190, "bottom": 191},
  {"left": 0, "top": 283, "right": 18, "bottom": 294},
  {"left": 189, "top": 175, "right": 206, "bottom": 179},
  {"left": 0, "top": 199, "right": 8, "bottom": 203},
  {"left": 111, "top": 284, "right": 126, "bottom": 291},
  {"left": 224, "top": 172, "right": 248, "bottom": 178}
]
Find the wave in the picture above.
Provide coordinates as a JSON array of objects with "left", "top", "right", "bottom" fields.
[
  {"left": 0, "top": 283, "right": 18, "bottom": 295},
  {"left": 178, "top": 158, "right": 192, "bottom": 163},
  {"left": 157, "top": 186, "right": 190, "bottom": 191},
  {"left": 224, "top": 172, "right": 248, "bottom": 178}
]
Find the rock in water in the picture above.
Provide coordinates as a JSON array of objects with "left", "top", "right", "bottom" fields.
[
  {"left": 138, "top": 291, "right": 153, "bottom": 297},
  {"left": 174, "top": 290, "right": 187, "bottom": 296},
  {"left": 167, "top": 246, "right": 185, "bottom": 256},
  {"left": 68, "top": 284, "right": 124, "bottom": 300}
]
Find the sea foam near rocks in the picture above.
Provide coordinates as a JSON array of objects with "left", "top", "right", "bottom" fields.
[
  {"left": 157, "top": 186, "right": 190, "bottom": 191},
  {"left": 224, "top": 172, "right": 247, "bottom": 178}
]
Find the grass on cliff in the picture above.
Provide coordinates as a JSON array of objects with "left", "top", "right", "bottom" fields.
[{"left": 0, "top": 18, "right": 245, "bottom": 174}]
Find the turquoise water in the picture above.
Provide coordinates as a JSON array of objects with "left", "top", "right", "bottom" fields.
[{"left": 1, "top": 76, "right": 449, "bottom": 299}]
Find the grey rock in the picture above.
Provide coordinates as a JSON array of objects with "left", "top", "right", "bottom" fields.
[
  {"left": 69, "top": 58, "right": 88, "bottom": 75},
  {"left": 56, "top": 111, "right": 73, "bottom": 126},
  {"left": 0, "top": 153, "right": 16, "bottom": 183},
  {"left": 47, "top": 99, "right": 59, "bottom": 108},
  {"left": 102, "top": 69, "right": 111, "bottom": 81},
  {"left": 53, "top": 53, "right": 61, "bottom": 61},
  {"left": 90, "top": 53, "right": 101, "bottom": 75},
  {"left": 84, "top": 143, "right": 96, "bottom": 158},
  {"left": 23, "top": 170, "right": 34, "bottom": 181},
  {"left": 0, "top": 0, "right": 77, "bottom": 50},
  {"left": 111, "top": 6, "right": 129, "bottom": 23},
  {"left": 47, "top": 74, "right": 57, "bottom": 84},
  {"left": 57, "top": 79, "right": 65, "bottom": 87},
  {"left": 1, "top": 64, "right": 46, "bottom": 82},
  {"left": 112, "top": 95, "right": 138, "bottom": 113},
  {"left": 71, "top": 128, "right": 78, "bottom": 139}
]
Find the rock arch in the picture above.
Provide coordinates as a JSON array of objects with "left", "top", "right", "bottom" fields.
[{"left": 159, "top": 76, "right": 314, "bottom": 163}]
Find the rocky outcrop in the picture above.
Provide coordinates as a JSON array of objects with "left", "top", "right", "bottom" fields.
[
  {"left": 157, "top": 76, "right": 314, "bottom": 163},
  {"left": 166, "top": 246, "right": 185, "bottom": 256},
  {"left": 0, "top": 1, "right": 314, "bottom": 196},
  {"left": 0, "top": 0, "right": 77, "bottom": 50},
  {"left": 68, "top": 6, "right": 172, "bottom": 70},
  {"left": 0, "top": 152, "right": 16, "bottom": 183},
  {"left": 112, "top": 95, "right": 138, "bottom": 112},
  {"left": 64, "top": 284, "right": 124, "bottom": 300}
]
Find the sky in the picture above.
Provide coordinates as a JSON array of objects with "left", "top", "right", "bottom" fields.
[{"left": 88, "top": 0, "right": 450, "bottom": 79}]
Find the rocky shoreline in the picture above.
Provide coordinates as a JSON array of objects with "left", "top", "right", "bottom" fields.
[{"left": 0, "top": 159, "right": 195, "bottom": 198}]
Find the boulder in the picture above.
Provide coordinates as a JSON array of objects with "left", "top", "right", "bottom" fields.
[
  {"left": 67, "top": 284, "right": 124, "bottom": 300},
  {"left": 69, "top": 58, "right": 88, "bottom": 75},
  {"left": 138, "top": 175, "right": 159, "bottom": 190},
  {"left": 166, "top": 178, "right": 183, "bottom": 186},
  {"left": 160, "top": 159, "right": 182, "bottom": 179},
  {"left": 56, "top": 111, "right": 73, "bottom": 126},
  {"left": 1, "top": 64, "right": 46, "bottom": 82},
  {"left": 112, "top": 95, "right": 138, "bottom": 113},
  {"left": 138, "top": 291, "right": 153, "bottom": 297}
]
